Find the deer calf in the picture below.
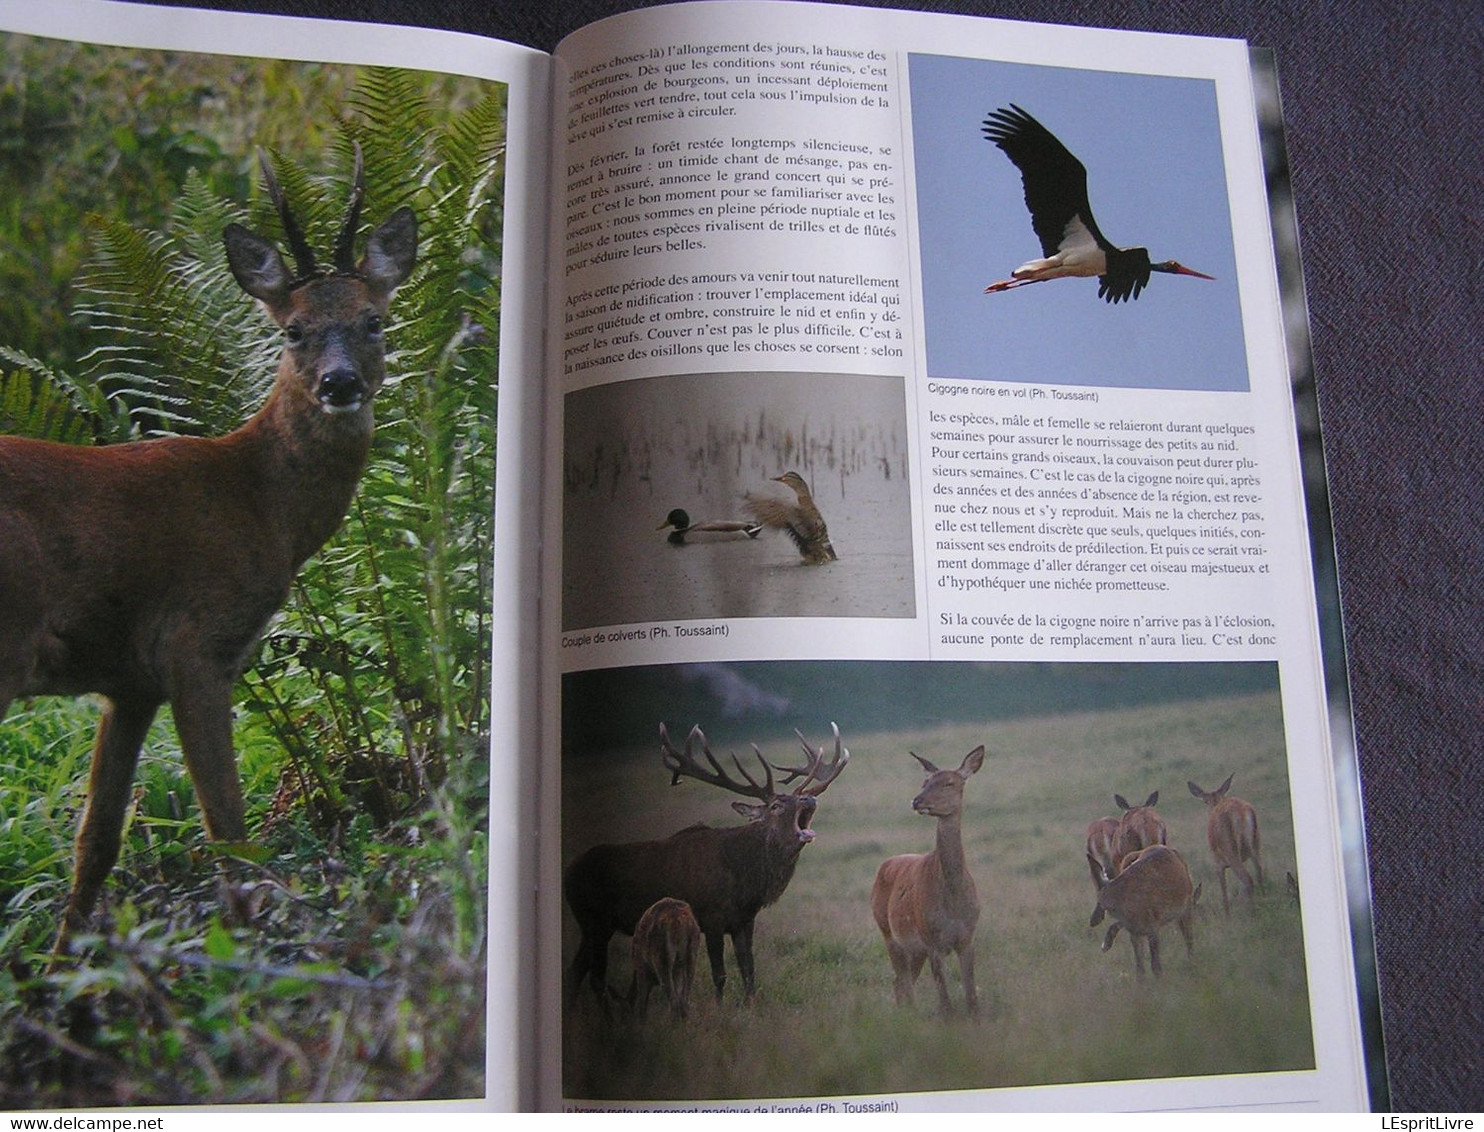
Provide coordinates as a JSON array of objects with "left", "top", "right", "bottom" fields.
[
  {"left": 871, "top": 746, "right": 986, "bottom": 1015},
  {"left": 0, "top": 148, "right": 416, "bottom": 957},
  {"left": 1088, "top": 844, "right": 1198, "bottom": 978},
  {"left": 630, "top": 897, "right": 702, "bottom": 1020},
  {"left": 1188, "top": 775, "right": 1264, "bottom": 913}
]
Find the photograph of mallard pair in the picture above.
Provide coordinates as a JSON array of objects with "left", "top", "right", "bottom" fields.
[
  {"left": 745, "top": 471, "right": 838, "bottom": 565},
  {"left": 656, "top": 509, "right": 762, "bottom": 546}
]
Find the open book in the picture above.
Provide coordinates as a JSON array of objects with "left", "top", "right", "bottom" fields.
[{"left": 0, "top": 0, "right": 1386, "bottom": 1114}]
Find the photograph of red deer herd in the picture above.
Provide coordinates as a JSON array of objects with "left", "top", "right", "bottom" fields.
[
  {"left": 561, "top": 660, "right": 1314, "bottom": 1101},
  {"left": 0, "top": 32, "right": 500, "bottom": 1105}
]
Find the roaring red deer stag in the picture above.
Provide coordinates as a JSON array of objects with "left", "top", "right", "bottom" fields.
[
  {"left": 1088, "top": 844, "right": 1198, "bottom": 978},
  {"left": 630, "top": 897, "right": 702, "bottom": 1020},
  {"left": 0, "top": 147, "right": 416, "bottom": 957},
  {"left": 871, "top": 745, "right": 987, "bottom": 1015},
  {"left": 1114, "top": 790, "right": 1167, "bottom": 860},
  {"left": 1085, "top": 814, "right": 1122, "bottom": 892},
  {"left": 564, "top": 722, "right": 848, "bottom": 1005},
  {"left": 1188, "top": 775, "right": 1264, "bottom": 913}
]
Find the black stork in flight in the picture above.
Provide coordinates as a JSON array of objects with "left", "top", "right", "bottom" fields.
[{"left": 981, "top": 105, "right": 1214, "bottom": 304}]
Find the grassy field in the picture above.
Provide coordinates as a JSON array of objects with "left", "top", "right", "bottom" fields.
[{"left": 561, "top": 687, "right": 1313, "bottom": 1101}]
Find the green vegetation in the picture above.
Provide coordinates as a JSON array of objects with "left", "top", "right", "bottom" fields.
[
  {"left": 0, "top": 36, "right": 502, "bottom": 1106},
  {"left": 563, "top": 690, "right": 1314, "bottom": 1101}
]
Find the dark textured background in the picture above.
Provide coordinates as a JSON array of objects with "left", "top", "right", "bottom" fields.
[{"left": 143, "top": 0, "right": 1483, "bottom": 1112}]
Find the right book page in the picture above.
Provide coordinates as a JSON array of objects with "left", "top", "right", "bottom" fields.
[{"left": 541, "top": 2, "right": 1383, "bottom": 1111}]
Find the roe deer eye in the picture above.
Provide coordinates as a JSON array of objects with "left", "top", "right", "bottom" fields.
[
  {"left": 285, "top": 323, "right": 304, "bottom": 345},
  {"left": 365, "top": 314, "right": 384, "bottom": 335}
]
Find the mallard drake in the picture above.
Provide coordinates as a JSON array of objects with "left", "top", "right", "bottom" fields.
[
  {"left": 657, "top": 508, "right": 762, "bottom": 545},
  {"left": 744, "top": 471, "right": 837, "bottom": 564}
]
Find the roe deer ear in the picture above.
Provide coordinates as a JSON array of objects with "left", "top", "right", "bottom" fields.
[
  {"left": 224, "top": 224, "right": 294, "bottom": 317},
  {"left": 362, "top": 207, "right": 418, "bottom": 297}
]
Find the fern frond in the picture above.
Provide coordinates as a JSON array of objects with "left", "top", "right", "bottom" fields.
[
  {"left": 0, "top": 345, "right": 131, "bottom": 441},
  {"left": 173, "top": 170, "right": 248, "bottom": 280},
  {"left": 0, "top": 370, "right": 95, "bottom": 444},
  {"left": 435, "top": 89, "right": 508, "bottom": 199},
  {"left": 73, "top": 180, "right": 278, "bottom": 437},
  {"left": 344, "top": 68, "right": 437, "bottom": 215}
]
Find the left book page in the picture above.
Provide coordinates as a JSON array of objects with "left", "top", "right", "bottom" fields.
[{"left": 0, "top": 0, "right": 548, "bottom": 1111}]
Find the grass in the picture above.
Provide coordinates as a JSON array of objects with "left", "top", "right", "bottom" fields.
[
  {"left": 0, "top": 699, "right": 489, "bottom": 1107},
  {"left": 562, "top": 688, "right": 1314, "bottom": 1101}
]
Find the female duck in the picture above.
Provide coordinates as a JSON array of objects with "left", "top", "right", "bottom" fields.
[{"left": 745, "top": 471, "right": 837, "bottom": 564}]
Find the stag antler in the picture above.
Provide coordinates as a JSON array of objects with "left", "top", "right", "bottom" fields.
[
  {"left": 772, "top": 722, "right": 849, "bottom": 797},
  {"left": 659, "top": 723, "right": 774, "bottom": 800}
]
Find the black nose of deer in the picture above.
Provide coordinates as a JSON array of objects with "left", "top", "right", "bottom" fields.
[{"left": 317, "top": 368, "right": 364, "bottom": 412}]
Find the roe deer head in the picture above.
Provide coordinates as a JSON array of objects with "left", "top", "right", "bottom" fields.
[
  {"left": 0, "top": 146, "right": 416, "bottom": 958},
  {"left": 871, "top": 745, "right": 987, "bottom": 1015},
  {"left": 630, "top": 897, "right": 702, "bottom": 1020},
  {"left": 1188, "top": 775, "right": 1264, "bottom": 913},
  {"left": 564, "top": 722, "right": 848, "bottom": 1006}
]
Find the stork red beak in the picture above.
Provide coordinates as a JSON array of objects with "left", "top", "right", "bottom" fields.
[{"left": 1155, "top": 261, "right": 1215, "bottom": 280}]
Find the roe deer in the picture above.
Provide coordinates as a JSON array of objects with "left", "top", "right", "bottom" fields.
[
  {"left": 1085, "top": 815, "right": 1122, "bottom": 892},
  {"left": 1114, "top": 790, "right": 1167, "bottom": 860},
  {"left": 871, "top": 745, "right": 987, "bottom": 1015},
  {"left": 0, "top": 147, "right": 416, "bottom": 957},
  {"left": 564, "top": 723, "right": 849, "bottom": 1005},
  {"left": 1188, "top": 775, "right": 1264, "bottom": 913},
  {"left": 1088, "top": 844, "right": 1198, "bottom": 978},
  {"left": 630, "top": 897, "right": 702, "bottom": 1020}
]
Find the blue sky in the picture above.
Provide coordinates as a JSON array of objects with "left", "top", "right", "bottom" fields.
[{"left": 909, "top": 55, "right": 1249, "bottom": 392}]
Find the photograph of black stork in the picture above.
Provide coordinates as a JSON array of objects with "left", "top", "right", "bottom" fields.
[{"left": 981, "top": 104, "right": 1215, "bottom": 304}]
